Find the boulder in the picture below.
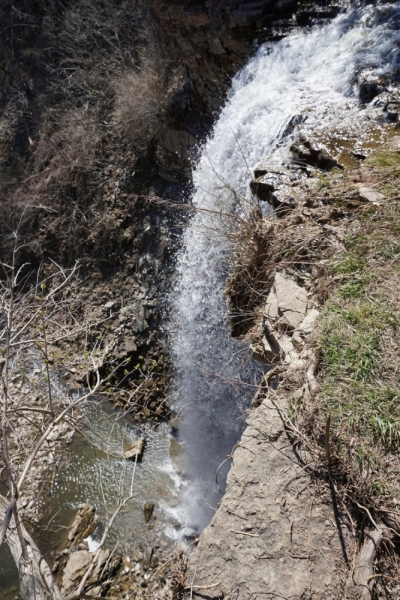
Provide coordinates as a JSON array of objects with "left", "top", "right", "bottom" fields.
[
  {"left": 68, "top": 504, "right": 100, "bottom": 545},
  {"left": 124, "top": 437, "right": 145, "bottom": 461},
  {"left": 61, "top": 550, "right": 92, "bottom": 595},
  {"left": 61, "top": 548, "right": 113, "bottom": 596}
]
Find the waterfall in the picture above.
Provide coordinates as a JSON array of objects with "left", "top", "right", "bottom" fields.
[{"left": 168, "top": 2, "right": 400, "bottom": 536}]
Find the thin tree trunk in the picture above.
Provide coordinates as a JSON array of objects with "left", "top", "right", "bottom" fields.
[{"left": 0, "top": 495, "right": 63, "bottom": 600}]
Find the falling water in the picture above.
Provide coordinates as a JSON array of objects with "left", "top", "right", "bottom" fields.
[{"left": 169, "top": 1, "right": 400, "bottom": 534}]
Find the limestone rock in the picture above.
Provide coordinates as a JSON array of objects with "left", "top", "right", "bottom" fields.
[
  {"left": 124, "top": 437, "right": 145, "bottom": 461},
  {"left": 61, "top": 550, "right": 92, "bottom": 595},
  {"left": 298, "top": 308, "right": 320, "bottom": 336},
  {"left": 264, "top": 287, "right": 279, "bottom": 320},
  {"left": 274, "top": 272, "right": 308, "bottom": 330},
  {"left": 292, "top": 330, "right": 305, "bottom": 350},
  {"left": 68, "top": 504, "right": 100, "bottom": 545},
  {"left": 61, "top": 548, "right": 113, "bottom": 596},
  {"left": 186, "top": 399, "right": 350, "bottom": 598},
  {"left": 356, "top": 184, "right": 385, "bottom": 205},
  {"left": 256, "top": 273, "right": 315, "bottom": 366}
]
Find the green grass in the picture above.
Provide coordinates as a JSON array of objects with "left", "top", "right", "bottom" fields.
[
  {"left": 317, "top": 174, "right": 331, "bottom": 190},
  {"left": 368, "top": 151, "right": 400, "bottom": 169},
  {"left": 315, "top": 187, "right": 400, "bottom": 498}
]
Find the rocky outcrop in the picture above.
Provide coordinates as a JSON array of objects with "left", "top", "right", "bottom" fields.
[
  {"left": 250, "top": 165, "right": 301, "bottom": 211},
  {"left": 251, "top": 271, "right": 319, "bottom": 369},
  {"left": 185, "top": 396, "right": 350, "bottom": 599}
]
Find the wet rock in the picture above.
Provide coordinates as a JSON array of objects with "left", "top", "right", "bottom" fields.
[
  {"left": 230, "top": 8, "right": 264, "bottom": 27},
  {"left": 386, "top": 101, "right": 400, "bottom": 122},
  {"left": 359, "top": 81, "right": 384, "bottom": 104},
  {"left": 290, "top": 136, "right": 342, "bottom": 171},
  {"left": 143, "top": 501, "right": 155, "bottom": 523},
  {"left": 209, "top": 37, "right": 226, "bottom": 55},
  {"left": 250, "top": 174, "right": 278, "bottom": 199},
  {"left": 68, "top": 503, "right": 100, "bottom": 545},
  {"left": 124, "top": 437, "right": 145, "bottom": 461},
  {"left": 250, "top": 166, "right": 299, "bottom": 213},
  {"left": 370, "top": 91, "right": 399, "bottom": 109}
]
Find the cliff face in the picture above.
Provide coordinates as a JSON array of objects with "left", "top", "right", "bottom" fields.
[{"left": 139, "top": 0, "right": 343, "bottom": 183}]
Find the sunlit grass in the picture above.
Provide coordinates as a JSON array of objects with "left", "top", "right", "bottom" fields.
[{"left": 315, "top": 174, "right": 400, "bottom": 498}]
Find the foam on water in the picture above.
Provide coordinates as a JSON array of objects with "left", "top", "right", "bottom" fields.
[{"left": 169, "top": 1, "right": 400, "bottom": 535}]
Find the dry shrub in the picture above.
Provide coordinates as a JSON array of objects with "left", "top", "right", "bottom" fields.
[
  {"left": 154, "top": 551, "right": 188, "bottom": 600},
  {"left": 114, "top": 54, "right": 169, "bottom": 150},
  {"left": 226, "top": 202, "right": 340, "bottom": 336},
  {"left": 35, "top": 106, "right": 103, "bottom": 177},
  {"left": 0, "top": 0, "right": 175, "bottom": 270}
]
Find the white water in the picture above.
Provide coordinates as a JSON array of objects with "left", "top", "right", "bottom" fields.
[{"left": 169, "top": 1, "right": 400, "bottom": 535}]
